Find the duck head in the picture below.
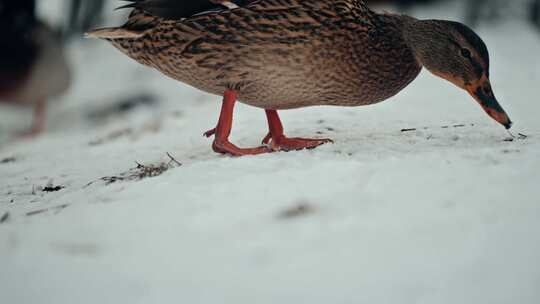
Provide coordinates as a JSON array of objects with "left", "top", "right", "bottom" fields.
[{"left": 404, "top": 19, "right": 512, "bottom": 129}]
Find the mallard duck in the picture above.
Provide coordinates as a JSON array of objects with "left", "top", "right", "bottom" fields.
[
  {"left": 0, "top": 0, "right": 71, "bottom": 135},
  {"left": 87, "top": 0, "right": 512, "bottom": 156}
]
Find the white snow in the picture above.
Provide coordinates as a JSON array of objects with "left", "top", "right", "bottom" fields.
[{"left": 1, "top": 2, "right": 540, "bottom": 303}]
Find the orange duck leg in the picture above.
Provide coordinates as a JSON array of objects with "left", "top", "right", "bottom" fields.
[
  {"left": 205, "top": 91, "right": 332, "bottom": 155},
  {"left": 206, "top": 89, "right": 271, "bottom": 156},
  {"left": 30, "top": 98, "right": 46, "bottom": 135},
  {"left": 262, "top": 110, "right": 333, "bottom": 152}
]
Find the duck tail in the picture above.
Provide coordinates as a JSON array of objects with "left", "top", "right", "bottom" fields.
[
  {"left": 86, "top": 0, "right": 256, "bottom": 38},
  {"left": 85, "top": 27, "right": 147, "bottom": 39},
  {"left": 85, "top": 8, "right": 157, "bottom": 39}
]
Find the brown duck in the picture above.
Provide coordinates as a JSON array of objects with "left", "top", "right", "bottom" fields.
[{"left": 87, "top": 0, "right": 512, "bottom": 156}]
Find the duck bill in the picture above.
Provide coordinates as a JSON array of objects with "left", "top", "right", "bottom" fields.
[{"left": 466, "top": 77, "right": 513, "bottom": 129}]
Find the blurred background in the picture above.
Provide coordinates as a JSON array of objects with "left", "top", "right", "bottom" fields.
[{"left": 0, "top": 0, "right": 539, "bottom": 141}]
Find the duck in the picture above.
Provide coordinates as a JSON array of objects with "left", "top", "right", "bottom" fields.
[
  {"left": 0, "top": 0, "right": 71, "bottom": 135},
  {"left": 87, "top": 0, "right": 512, "bottom": 156}
]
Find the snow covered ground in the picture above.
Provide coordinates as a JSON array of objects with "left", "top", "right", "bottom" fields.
[{"left": 1, "top": 1, "right": 539, "bottom": 303}]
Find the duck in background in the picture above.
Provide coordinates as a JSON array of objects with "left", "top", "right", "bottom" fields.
[
  {"left": 533, "top": 0, "right": 540, "bottom": 29},
  {"left": 0, "top": 0, "right": 71, "bottom": 135}
]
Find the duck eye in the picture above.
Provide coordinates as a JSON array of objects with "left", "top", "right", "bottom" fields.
[{"left": 461, "top": 48, "right": 472, "bottom": 59}]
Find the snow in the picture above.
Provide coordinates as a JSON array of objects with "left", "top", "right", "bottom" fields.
[{"left": 1, "top": 2, "right": 540, "bottom": 303}]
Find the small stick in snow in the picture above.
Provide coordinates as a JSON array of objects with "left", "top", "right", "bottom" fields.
[
  {"left": 518, "top": 133, "right": 528, "bottom": 139},
  {"left": 402, "top": 123, "right": 476, "bottom": 133},
  {"left": 26, "top": 204, "right": 69, "bottom": 217},
  {"left": 0, "top": 212, "right": 9, "bottom": 223},
  {"left": 504, "top": 131, "right": 528, "bottom": 142},
  {"left": 26, "top": 208, "right": 48, "bottom": 217},
  {"left": 401, "top": 128, "right": 417, "bottom": 132},
  {"left": 86, "top": 153, "right": 182, "bottom": 187},
  {"left": 166, "top": 152, "right": 182, "bottom": 167}
]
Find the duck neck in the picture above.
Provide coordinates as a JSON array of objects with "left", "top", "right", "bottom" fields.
[{"left": 399, "top": 16, "right": 428, "bottom": 67}]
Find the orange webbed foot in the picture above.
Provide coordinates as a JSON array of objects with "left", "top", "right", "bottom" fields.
[
  {"left": 212, "top": 139, "right": 272, "bottom": 156},
  {"left": 267, "top": 135, "right": 333, "bottom": 152},
  {"left": 271, "top": 136, "right": 333, "bottom": 152}
]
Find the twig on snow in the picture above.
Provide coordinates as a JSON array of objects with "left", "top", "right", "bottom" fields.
[
  {"left": 26, "top": 204, "right": 69, "bottom": 217},
  {"left": 505, "top": 131, "right": 529, "bottom": 142},
  {"left": 85, "top": 152, "right": 182, "bottom": 187},
  {"left": 401, "top": 123, "right": 474, "bottom": 133},
  {"left": 166, "top": 152, "right": 182, "bottom": 167},
  {"left": 0, "top": 212, "right": 9, "bottom": 224}
]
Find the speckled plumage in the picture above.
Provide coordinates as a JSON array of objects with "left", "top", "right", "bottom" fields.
[
  {"left": 93, "top": 0, "right": 422, "bottom": 109},
  {"left": 88, "top": 0, "right": 512, "bottom": 155}
]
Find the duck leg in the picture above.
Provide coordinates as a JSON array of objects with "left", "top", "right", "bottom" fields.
[
  {"left": 30, "top": 98, "right": 46, "bottom": 135},
  {"left": 262, "top": 110, "right": 333, "bottom": 152},
  {"left": 18, "top": 98, "right": 46, "bottom": 138},
  {"left": 206, "top": 89, "right": 271, "bottom": 156}
]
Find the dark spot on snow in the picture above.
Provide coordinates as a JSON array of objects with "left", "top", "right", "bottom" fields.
[
  {"left": 442, "top": 201, "right": 457, "bottom": 209},
  {"left": 42, "top": 186, "right": 65, "bottom": 192},
  {"left": 170, "top": 111, "right": 183, "bottom": 118},
  {"left": 1, "top": 157, "right": 16, "bottom": 164},
  {"left": 502, "top": 149, "right": 520, "bottom": 154},
  {"left": 87, "top": 93, "right": 158, "bottom": 122},
  {"left": 0, "top": 212, "right": 9, "bottom": 224},
  {"left": 89, "top": 128, "right": 133, "bottom": 146},
  {"left": 278, "top": 203, "right": 315, "bottom": 220}
]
